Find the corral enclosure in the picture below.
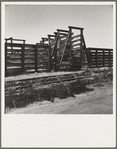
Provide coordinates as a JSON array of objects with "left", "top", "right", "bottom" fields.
[
  {"left": 5, "top": 26, "right": 113, "bottom": 77},
  {"left": 5, "top": 26, "right": 113, "bottom": 110}
]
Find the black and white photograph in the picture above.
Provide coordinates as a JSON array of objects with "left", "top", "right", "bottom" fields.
[{"left": 1, "top": 1, "right": 116, "bottom": 148}]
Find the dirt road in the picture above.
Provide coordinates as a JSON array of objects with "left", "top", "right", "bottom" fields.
[{"left": 6, "top": 82, "right": 113, "bottom": 114}]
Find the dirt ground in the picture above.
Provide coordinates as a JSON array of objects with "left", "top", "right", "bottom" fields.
[{"left": 6, "top": 81, "right": 113, "bottom": 114}]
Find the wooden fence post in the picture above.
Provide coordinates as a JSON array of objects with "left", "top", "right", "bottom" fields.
[
  {"left": 42, "top": 38, "right": 44, "bottom": 46},
  {"left": 35, "top": 44, "right": 38, "bottom": 72},
  {"left": 54, "top": 32, "right": 58, "bottom": 72},
  {"left": 109, "top": 50, "right": 111, "bottom": 67},
  {"left": 96, "top": 49, "right": 98, "bottom": 67},
  {"left": 80, "top": 29, "right": 84, "bottom": 67},
  {"left": 5, "top": 42, "right": 7, "bottom": 77},
  {"left": 21, "top": 43, "right": 25, "bottom": 74},
  {"left": 48, "top": 36, "right": 51, "bottom": 72},
  {"left": 69, "top": 28, "right": 72, "bottom": 66},
  {"left": 103, "top": 49, "right": 105, "bottom": 67}
]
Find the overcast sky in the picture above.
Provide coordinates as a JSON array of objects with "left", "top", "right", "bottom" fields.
[{"left": 5, "top": 3, "right": 113, "bottom": 48}]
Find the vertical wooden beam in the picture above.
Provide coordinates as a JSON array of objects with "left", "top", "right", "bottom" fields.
[
  {"left": 80, "top": 30, "right": 83, "bottom": 67},
  {"left": 35, "top": 44, "right": 38, "bottom": 72},
  {"left": 11, "top": 37, "right": 13, "bottom": 53},
  {"left": 5, "top": 42, "right": 7, "bottom": 77},
  {"left": 23, "top": 40, "right": 25, "bottom": 45},
  {"left": 109, "top": 50, "right": 111, "bottom": 67},
  {"left": 103, "top": 50, "right": 105, "bottom": 67},
  {"left": 69, "top": 28, "right": 72, "bottom": 66},
  {"left": 48, "top": 36, "right": 51, "bottom": 72},
  {"left": 82, "top": 35, "right": 91, "bottom": 67},
  {"left": 21, "top": 43, "right": 25, "bottom": 74},
  {"left": 42, "top": 38, "right": 44, "bottom": 46},
  {"left": 59, "top": 31, "right": 70, "bottom": 65},
  {"left": 53, "top": 32, "right": 58, "bottom": 71},
  {"left": 96, "top": 49, "right": 98, "bottom": 67}
]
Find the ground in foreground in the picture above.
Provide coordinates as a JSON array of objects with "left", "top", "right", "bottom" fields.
[{"left": 6, "top": 82, "right": 113, "bottom": 114}]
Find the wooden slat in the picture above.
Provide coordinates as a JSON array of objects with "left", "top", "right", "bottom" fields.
[
  {"left": 50, "top": 43, "right": 55, "bottom": 47},
  {"left": 25, "top": 48, "right": 35, "bottom": 51},
  {"left": 60, "top": 35, "right": 67, "bottom": 39},
  {"left": 37, "top": 48, "right": 47, "bottom": 51},
  {"left": 37, "top": 49, "right": 48, "bottom": 54},
  {"left": 7, "top": 49, "right": 21, "bottom": 53},
  {"left": 89, "top": 47, "right": 113, "bottom": 51},
  {"left": 60, "top": 39, "right": 67, "bottom": 43},
  {"left": 6, "top": 43, "right": 23, "bottom": 47},
  {"left": 24, "top": 49, "right": 35, "bottom": 53},
  {"left": 57, "top": 29, "right": 69, "bottom": 33},
  {"left": 37, "top": 60, "right": 48, "bottom": 63},
  {"left": 38, "top": 62, "right": 48, "bottom": 65},
  {"left": 51, "top": 40, "right": 55, "bottom": 44},
  {"left": 42, "top": 38, "right": 48, "bottom": 41},
  {"left": 37, "top": 51, "right": 48, "bottom": 54},
  {"left": 71, "top": 39, "right": 81, "bottom": 44},
  {"left": 38, "top": 57, "right": 48, "bottom": 61},
  {"left": 91, "top": 55, "right": 96, "bottom": 58},
  {"left": 71, "top": 51, "right": 80, "bottom": 54},
  {"left": 7, "top": 53, "right": 22, "bottom": 57},
  {"left": 72, "top": 55, "right": 81, "bottom": 58},
  {"left": 24, "top": 55, "right": 35, "bottom": 58},
  {"left": 51, "top": 45, "right": 54, "bottom": 48},
  {"left": 71, "top": 47, "right": 81, "bottom": 51},
  {"left": 38, "top": 65, "right": 48, "bottom": 69},
  {"left": 7, "top": 62, "right": 22, "bottom": 67},
  {"left": 7, "top": 66, "right": 21, "bottom": 69},
  {"left": 24, "top": 64, "right": 35, "bottom": 67},
  {"left": 24, "top": 52, "right": 35, "bottom": 55},
  {"left": 37, "top": 54, "right": 48, "bottom": 57},
  {"left": 71, "top": 34, "right": 81, "bottom": 40},
  {"left": 104, "top": 55, "right": 113, "bottom": 58},
  {"left": 24, "top": 60, "right": 35, "bottom": 63},
  {"left": 56, "top": 32, "right": 68, "bottom": 36},
  {"left": 25, "top": 69, "right": 35, "bottom": 72},
  {"left": 50, "top": 40, "right": 55, "bottom": 44},
  {"left": 6, "top": 43, "right": 36, "bottom": 48},
  {"left": 72, "top": 43, "right": 81, "bottom": 47},
  {"left": 7, "top": 59, "right": 21, "bottom": 63},
  {"left": 97, "top": 56, "right": 104, "bottom": 58},
  {"left": 69, "top": 26, "right": 84, "bottom": 30},
  {"left": 7, "top": 55, "right": 21, "bottom": 59},
  {"left": 104, "top": 53, "right": 109, "bottom": 55}
]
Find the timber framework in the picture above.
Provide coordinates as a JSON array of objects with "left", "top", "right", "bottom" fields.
[{"left": 5, "top": 26, "right": 113, "bottom": 77}]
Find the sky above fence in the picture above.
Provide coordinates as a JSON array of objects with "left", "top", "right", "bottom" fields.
[{"left": 5, "top": 3, "right": 114, "bottom": 48}]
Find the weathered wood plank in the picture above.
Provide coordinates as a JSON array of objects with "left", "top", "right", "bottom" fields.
[
  {"left": 24, "top": 52, "right": 35, "bottom": 55},
  {"left": 69, "top": 26, "right": 84, "bottom": 30},
  {"left": 7, "top": 49, "right": 21, "bottom": 53},
  {"left": 37, "top": 65, "right": 48, "bottom": 69},
  {"left": 71, "top": 34, "right": 81, "bottom": 40},
  {"left": 72, "top": 43, "right": 81, "bottom": 47},
  {"left": 7, "top": 66, "right": 22, "bottom": 69},
  {"left": 7, "top": 62, "right": 22, "bottom": 67},
  {"left": 24, "top": 65, "right": 35, "bottom": 68},
  {"left": 71, "top": 39, "right": 81, "bottom": 44}
]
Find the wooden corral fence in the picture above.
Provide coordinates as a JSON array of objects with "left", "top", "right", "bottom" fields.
[
  {"left": 87, "top": 48, "right": 113, "bottom": 68},
  {"left": 41, "top": 26, "right": 88, "bottom": 71},
  {"left": 5, "top": 38, "right": 50, "bottom": 77},
  {"left": 5, "top": 26, "right": 113, "bottom": 77}
]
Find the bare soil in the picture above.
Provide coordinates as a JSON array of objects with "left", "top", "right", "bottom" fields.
[{"left": 6, "top": 81, "right": 113, "bottom": 114}]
